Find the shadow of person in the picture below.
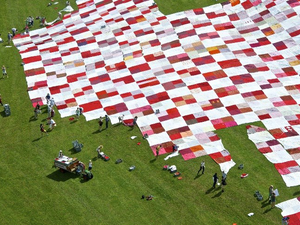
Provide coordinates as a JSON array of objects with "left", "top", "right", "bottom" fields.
[
  {"left": 293, "top": 190, "right": 300, "bottom": 196},
  {"left": 261, "top": 201, "right": 270, "bottom": 208},
  {"left": 263, "top": 208, "right": 273, "bottom": 214},
  {"left": 205, "top": 187, "right": 214, "bottom": 194},
  {"left": 92, "top": 130, "right": 101, "bottom": 134},
  {"left": 212, "top": 190, "right": 223, "bottom": 198},
  {"left": 29, "top": 115, "right": 37, "bottom": 122},
  {"left": 194, "top": 174, "right": 202, "bottom": 180},
  {"left": 32, "top": 137, "right": 42, "bottom": 142},
  {"left": 92, "top": 157, "right": 97, "bottom": 161},
  {"left": 150, "top": 158, "right": 157, "bottom": 163}
]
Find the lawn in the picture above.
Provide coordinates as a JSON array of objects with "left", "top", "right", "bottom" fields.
[{"left": 0, "top": 0, "right": 297, "bottom": 224}]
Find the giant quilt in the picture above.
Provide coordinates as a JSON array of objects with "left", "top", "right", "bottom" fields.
[{"left": 13, "top": 0, "right": 300, "bottom": 170}]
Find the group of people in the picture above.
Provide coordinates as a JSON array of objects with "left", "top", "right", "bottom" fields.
[
  {"left": 98, "top": 115, "right": 110, "bottom": 131},
  {"left": 212, "top": 171, "right": 227, "bottom": 192},
  {"left": 39, "top": 93, "right": 57, "bottom": 136}
]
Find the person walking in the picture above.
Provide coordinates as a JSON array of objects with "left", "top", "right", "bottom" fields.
[
  {"left": 96, "top": 145, "right": 103, "bottom": 158},
  {"left": 156, "top": 145, "right": 161, "bottom": 157},
  {"left": 212, "top": 173, "right": 218, "bottom": 188},
  {"left": 2, "top": 65, "right": 8, "bottom": 78},
  {"left": 98, "top": 116, "right": 103, "bottom": 131},
  {"left": 270, "top": 192, "right": 276, "bottom": 208},
  {"left": 197, "top": 161, "right": 205, "bottom": 175},
  {"left": 105, "top": 115, "right": 110, "bottom": 129},
  {"left": 88, "top": 160, "right": 93, "bottom": 171}
]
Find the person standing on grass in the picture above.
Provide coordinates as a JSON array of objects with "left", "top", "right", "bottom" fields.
[
  {"left": 2, "top": 65, "right": 8, "bottom": 78},
  {"left": 197, "top": 161, "right": 205, "bottom": 175},
  {"left": 156, "top": 145, "right": 161, "bottom": 157},
  {"left": 88, "top": 160, "right": 92, "bottom": 171},
  {"left": 271, "top": 192, "right": 276, "bottom": 208},
  {"left": 221, "top": 176, "right": 227, "bottom": 192},
  {"left": 34, "top": 103, "right": 41, "bottom": 119},
  {"left": 98, "top": 116, "right": 103, "bottom": 131},
  {"left": 105, "top": 115, "right": 110, "bottom": 129},
  {"left": 212, "top": 173, "right": 218, "bottom": 188},
  {"left": 0, "top": 94, "right": 3, "bottom": 106},
  {"left": 58, "top": 150, "right": 63, "bottom": 158},
  {"left": 222, "top": 171, "right": 227, "bottom": 181},
  {"left": 40, "top": 124, "right": 48, "bottom": 136},
  {"left": 50, "top": 108, "right": 55, "bottom": 118},
  {"left": 268, "top": 185, "right": 274, "bottom": 203}
]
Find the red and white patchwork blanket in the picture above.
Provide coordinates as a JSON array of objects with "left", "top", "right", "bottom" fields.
[{"left": 13, "top": 0, "right": 300, "bottom": 170}]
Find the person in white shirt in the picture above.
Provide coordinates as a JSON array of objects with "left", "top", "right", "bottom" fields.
[
  {"left": 58, "top": 150, "right": 63, "bottom": 158},
  {"left": 48, "top": 118, "right": 56, "bottom": 130},
  {"left": 197, "top": 161, "right": 205, "bottom": 175}
]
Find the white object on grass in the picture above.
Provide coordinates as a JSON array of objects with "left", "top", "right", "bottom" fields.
[
  {"left": 248, "top": 212, "right": 254, "bottom": 217},
  {"left": 131, "top": 136, "right": 137, "bottom": 139}
]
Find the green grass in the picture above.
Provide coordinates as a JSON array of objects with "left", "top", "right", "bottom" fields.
[{"left": 0, "top": 0, "right": 297, "bottom": 224}]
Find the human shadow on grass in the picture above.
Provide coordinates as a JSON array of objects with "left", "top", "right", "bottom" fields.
[
  {"left": 46, "top": 169, "right": 79, "bottom": 182},
  {"left": 92, "top": 129, "right": 102, "bottom": 134},
  {"left": 0, "top": 110, "right": 6, "bottom": 117},
  {"left": 261, "top": 199, "right": 270, "bottom": 208},
  {"left": 263, "top": 208, "right": 273, "bottom": 214},
  {"left": 91, "top": 156, "right": 98, "bottom": 161},
  {"left": 150, "top": 158, "right": 157, "bottom": 163},
  {"left": 70, "top": 120, "right": 78, "bottom": 124},
  {"left": 293, "top": 190, "right": 300, "bottom": 196},
  {"left": 29, "top": 115, "right": 37, "bottom": 122},
  {"left": 205, "top": 187, "right": 215, "bottom": 194},
  {"left": 68, "top": 147, "right": 80, "bottom": 155},
  {"left": 32, "top": 137, "right": 43, "bottom": 142},
  {"left": 211, "top": 190, "right": 223, "bottom": 198},
  {"left": 194, "top": 174, "right": 202, "bottom": 180}
]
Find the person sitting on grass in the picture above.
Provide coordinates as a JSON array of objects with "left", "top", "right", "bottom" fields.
[{"left": 82, "top": 170, "right": 93, "bottom": 181}]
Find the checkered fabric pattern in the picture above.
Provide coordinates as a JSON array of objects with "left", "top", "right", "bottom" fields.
[
  {"left": 13, "top": 0, "right": 300, "bottom": 171},
  {"left": 276, "top": 197, "right": 300, "bottom": 224},
  {"left": 247, "top": 125, "right": 300, "bottom": 187}
]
